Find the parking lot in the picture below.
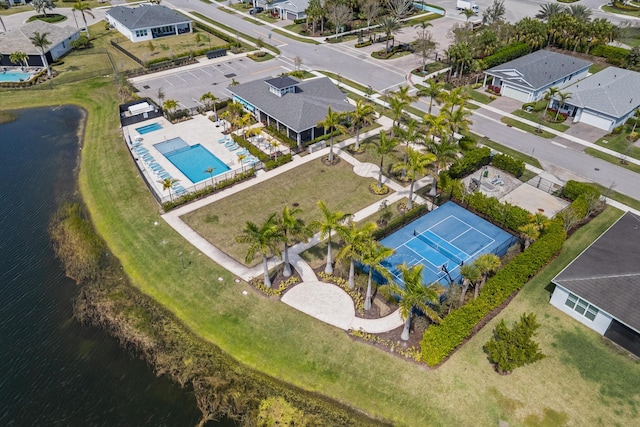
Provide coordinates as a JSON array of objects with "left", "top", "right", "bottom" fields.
[{"left": 130, "top": 54, "right": 291, "bottom": 109}]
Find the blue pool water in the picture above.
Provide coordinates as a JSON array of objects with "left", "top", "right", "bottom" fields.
[
  {"left": 162, "top": 144, "right": 230, "bottom": 184},
  {"left": 135, "top": 123, "right": 162, "bottom": 134},
  {"left": 413, "top": 2, "right": 445, "bottom": 14},
  {"left": 0, "top": 70, "right": 32, "bottom": 82}
]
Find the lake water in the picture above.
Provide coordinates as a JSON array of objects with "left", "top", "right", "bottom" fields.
[{"left": 0, "top": 107, "right": 229, "bottom": 426}]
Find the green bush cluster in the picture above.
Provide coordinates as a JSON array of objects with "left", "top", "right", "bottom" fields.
[
  {"left": 265, "top": 153, "right": 293, "bottom": 171},
  {"left": 264, "top": 125, "right": 298, "bottom": 148},
  {"left": 491, "top": 153, "right": 525, "bottom": 177},
  {"left": 562, "top": 180, "right": 601, "bottom": 201},
  {"left": 354, "top": 40, "right": 373, "bottom": 48},
  {"left": 454, "top": 190, "right": 531, "bottom": 231},
  {"left": 372, "top": 204, "right": 430, "bottom": 240},
  {"left": 611, "top": 0, "right": 640, "bottom": 11},
  {"left": 161, "top": 170, "right": 256, "bottom": 211},
  {"left": 482, "top": 43, "right": 531, "bottom": 69},
  {"left": 232, "top": 134, "right": 270, "bottom": 162},
  {"left": 420, "top": 220, "right": 566, "bottom": 366},
  {"left": 590, "top": 45, "right": 629, "bottom": 66},
  {"left": 448, "top": 147, "right": 491, "bottom": 179}
]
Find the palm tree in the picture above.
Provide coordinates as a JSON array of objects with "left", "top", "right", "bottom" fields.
[
  {"left": 200, "top": 91, "right": 218, "bottom": 116},
  {"left": 472, "top": 253, "right": 501, "bottom": 299},
  {"left": 311, "top": 200, "right": 352, "bottom": 275},
  {"left": 378, "top": 16, "right": 400, "bottom": 52},
  {"left": 380, "top": 263, "right": 441, "bottom": 340},
  {"left": 336, "top": 222, "right": 377, "bottom": 289},
  {"left": 443, "top": 86, "right": 469, "bottom": 114},
  {"left": 555, "top": 91, "right": 572, "bottom": 121},
  {"left": 568, "top": 4, "right": 592, "bottom": 22},
  {"left": 360, "top": 239, "right": 394, "bottom": 311},
  {"left": 204, "top": 167, "right": 215, "bottom": 187},
  {"left": 373, "top": 130, "right": 398, "bottom": 189},
  {"left": 460, "top": 8, "right": 478, "bottom": 25},
  {"left": 535, "top": 2, "right": 566, "bottom": 22},
  {"left": 158, "top": 177, "right": 179, "bottom": 202},
  {"left": 459, "top": 263, "right": 481, "bottom": 305},
  {"left": 350, "top": 100, "right": 377, "bottom": 151},
  {"left": 395, "top": 85, "right": 418, "bottom": 105},
  {"left": 417, "top": 79, "right": 445, "bottom": 116},
  {"left": 423, "top": 111, "right": 450, "bottom": 143},
  {"left": 425, "top": 138, "right": 459, "bottom": 196},
  {"left": 443, "top": 106, "right": 473, "bottom": 143},
  {"left": 163, "top": 99, "right": 178, "bottom": 116},
  {"left": 72, "top": 0, "right": 95, "bottom": 38},
  {"left": 518, "top": 223, "right": 540, "bottom": 250},
  {"left": 9, "top": 51, "right": 29, "bottom": 68},
  {"left": 391, "top": 148, "right": 436, "bottom": 210},
  {"left": 388, "top": 95, "right": 407, "bottom": 130},
  {"left": 236, "top": 213, "right": 282, "bottom": 288},
  {"left": 544, "top": 86, "right": 560, "bottom": 103},
  {"left": 318, "top": 107, "right": 347, "bottom": 164},
  {"left": 29, "top": 31, "right": 52, "bottom": 77},
  {"left": 278, "top": 206, "right": 311, "bottom": 277},
  {"left": 395, "top": 118, "right": 422, "bottom": 167}
]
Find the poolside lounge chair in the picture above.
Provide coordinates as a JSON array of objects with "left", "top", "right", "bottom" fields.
[
  {"left": 224, "top": 140, "right": 236, "bottom": 147},
  {"left": 227, "top": 143, "right": 239, "bottom": 151},
  {"left": 242, "top": 155, "right": 258, "bottom": 164},
  {"left": 218, "top": 136, "right": 228, "bottom": 143},
  {"left": 236, "top": 148, "right": 249, "bottom": 156}
]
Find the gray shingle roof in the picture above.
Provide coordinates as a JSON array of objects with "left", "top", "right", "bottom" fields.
[
  {"left": 229, "top": 77, "right": 354, "bottom": 132},
  {"left": 562, "top": 67, "right": 640, "bottom": 118},
  {"left": 106, "top": 5, "right": 191, "bottom": 31},
  {"left": 265, "top": 75, "right": 298, "bottom": 89},
  {"left": 486, "top": 49, "right": 592, "bottom": 91},
  {"left": 553, "top": 212, "right": 640, "bottom": 331},
  {"left": 0, "top": 21, "right": 79, "bottom": 56}
]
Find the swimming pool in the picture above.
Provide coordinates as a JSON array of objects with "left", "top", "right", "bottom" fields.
[
  {"left": 136, "top": 123, "right": 162, "bottom": 134},
  {"left": 155, "top": 139, "right": 230, "bottom": 184},
  {"left": 0, "top": 70, "right": 32, "bottom": 83}
]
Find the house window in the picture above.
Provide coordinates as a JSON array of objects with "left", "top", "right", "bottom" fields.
[
  {"left": 565, "top": 292, "right": 599, "bottom": 321},
  {"left": 135, "top": 29, "right": 148, "bottom": 37}
]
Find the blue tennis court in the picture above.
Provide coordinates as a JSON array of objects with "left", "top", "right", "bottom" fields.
[
  {"left": 154, "top": 138, "right": 230, "bottom": 184},
  {"left": 380, "top": 202, "right": 518, "bottom": 286}
]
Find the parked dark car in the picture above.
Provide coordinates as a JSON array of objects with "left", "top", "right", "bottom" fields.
[{"left": 249, "top": 7, "right": 264, "bottom": 14}]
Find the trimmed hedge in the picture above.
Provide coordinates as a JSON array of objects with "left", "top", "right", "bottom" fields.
[
  {"left": 562, "top": 180, "right": 600, "bottom": 201},
  {"left": 265, "top": 153, "right": 293, "bottom": 171},
  {"left": 590, "top": 45, "right": 629, "bottom": 66},
  {"left": 491, "top": 153, "right": 525, "bottom": 178},
  {"left": 452, "top": 189, "right": 531, "bottom": 231},
  {"left": 231, "top": 134, "right": 269, "bottom": 162},
  {"left": 448, "top": 147, "right": 491, "bottom": 179},
  {"left": 420, "top": 219, "right": 566, "bottom": 366},
  {"left": 482, "top": 43, "right": 531, "bottom": 69},
  {"left": 372, "top": 204, "right": 430, "bottom": 241}
]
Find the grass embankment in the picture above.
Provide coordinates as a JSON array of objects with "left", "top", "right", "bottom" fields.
[
  {"left": 584, "top": 147, "right": 640, "bottom": 174},
  {"left": 182, "top": 159, "right": 386, "bottom": 264},
  {"left": 501, "top": 117, "right": 556, "bottom": 139},
  {"left": 2, "top": 60, "right": 640, "bottom": 427}
]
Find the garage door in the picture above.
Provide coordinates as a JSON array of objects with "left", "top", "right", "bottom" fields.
[
  {"left": 579, "top": 110, "right": 614, "bottom": 131},
  {"left": 501, "top": 86, "right": 530, "bottom": 103}
]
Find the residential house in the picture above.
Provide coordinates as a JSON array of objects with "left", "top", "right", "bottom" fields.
[
  {"left": 550, "top": 67, "right": 640, "bottom": 132},
  {"left": 106, "top": 4, "right": 192, "bottom": 43},
  {"left": 483, "top": 50, "right": 592, "bottom": 103},
  {"left": 550, "top": 211, "right": 640, "bottom": 357},
  {"left": 228, "top": 76, "right": 354, "bottom": 146},
  {"left": 256, "top": 0, "right": 308, "bottom": 20},
  {"left": 0, "top": 20, "right": 80, "bottom": 67}
]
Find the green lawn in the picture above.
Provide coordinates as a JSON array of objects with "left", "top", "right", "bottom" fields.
[
  {"left": 511, "top": 109, "right": 570, "bottom": 132},
  {"left": 602, "top": 4, "right": 640, "bottom": 17},
  {"left": 115, "top": 30, "right": 226, "bottom": 62},
  {"left": 475, "top": 135, "right": 543, "bottom": 169},
  {"left": 3, "top": 48, "right": 640, "bottom": 426},
  {"left": 182, "top": 158, "right": 387, "bottom": 264},
  {"left": 595, "top": 132, "right": 640, "bottom": 160},
  {"left": 272, "top": 28, "right": 320, "bottom": 44},
  {"left": 584, "top": 147, "right": 640, "bottom": 174},
  {"left": 465, "top": 88, "right": 494, "bottom": 105},
  {"left": 501, "top": 117, "right": 557, "bottom": 139}
]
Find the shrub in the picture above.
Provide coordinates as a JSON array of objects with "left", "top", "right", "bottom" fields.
[
  {"left": 372, "top": 204, "right": 430, "bottom": 240},
  {"left": 448, "top": 147, "right": 491, "bottom": 179},
  {"left": 231, "top": 134, "right": 269, "bottom": 162},
  {"left": 264, "top": 153, "right": 293, "bottom": 171},
  {"left": 482, "top": 43, "right": 531, "bottom": 69},
  {"left": 484, "top": 312, "right": 545, "bottom": 374},
  {"left": 562, "top": 180, "right": 600, "bottom": 201},
  {"left": 590, "top": 45, "right": 629, "bottom": 66},
  {"left": 355, "top": 40, "right": 373, "bottom": 48},
  {"left": 491, "top": 153, "right": 525, "bottom": 177},
  {"left": 456, "top": 191, "right": 531, "bottom": 231},
  {"left": 421, "top": 220, "right": 565, "bottom": 366}
]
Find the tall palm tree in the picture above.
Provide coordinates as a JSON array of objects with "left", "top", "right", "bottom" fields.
[
  {"left": 200, "top": 91, "right": 218, "bottom": 116},
  {"left": 204, "top": 166, "right": 215, "bottom": 187},
  {"left": 443, "top": 106, "right": 473, "bottom": 143},
  {"left": 443, "top": 86, "right": 469, "bottom": 114},
  {"left": 29, "top": 31, "right": 52, "bottom": 77},
  {"left": 391, "top": 148, "right": 436, "bottom": 210},
  {"left": 395, "top": 85, "right": 418, "bottom": 106},
  {"left": 336, "top": 222, "right": 377, "bottom": 289},
  {"left": 350, "top": 100, "right": 377, "bottom": 151},
  {"left": 472, "top": 253, "right": 501, "bottom": 299},
  {"left": 423, "top": 111, "right": 450, "bottom": 143},
  {"left": 395, "top": 118, "right": 422, "bottom": 167},
  {"left": 417, "top": 79, "right": 445, "bottom": 116},
  {"left": 158, "top": 177, "right": 179, "bottom": 202},
  {"left": 72, "top": 0, "right": 95, "bottom": 38},
  {"left": 459, "top": 263, "right": 481, "bottom": 305},
  {"left": 425, "top": 138, "right": 459, "bottom": 196},
  {"left": 236, "top": 213, "right": 282, "bottom": 288},
  {"left": 163, "top": 99, "right": 178, "bottom": 115},
  {"left": 388, "top": 95, "right": 407, "bottom": 130},
  {"left": 311, "top": 200, "right": 352, "bottom": 274},
  {"left": 9, "top": 51, "right": 29, "bottom": 68},
  {"left": 568, "top": 4, "right": 592, "bottom": 22},
  {"left": 380, "top": 263, "right": 441, "bottom": 340},
  {"left": 360, "top": 239, "right": 394, "bottom": 311},
  {"left": 378, "top": 16, "right": 400, "bottom": 53},
  {"left": 373, "top": 130, "right": 398, "bottom": 189},
  {"left": 278, "top": 206, "right": 311, "bottom": 277},
  {"left": 518, "top": 223, "right": 540, "bottom": 250},
  {"left": 544, "top": 86, "right": 560, "bottom": 103},
  {"left": 318, "top": 106, "right": 347, "bottom": 164},
  {"left": 555, "top": 91, "right": 572, "bottom": 121},
  {"left": 535, "top": 2, "right": 566, "bottom": 22}
]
